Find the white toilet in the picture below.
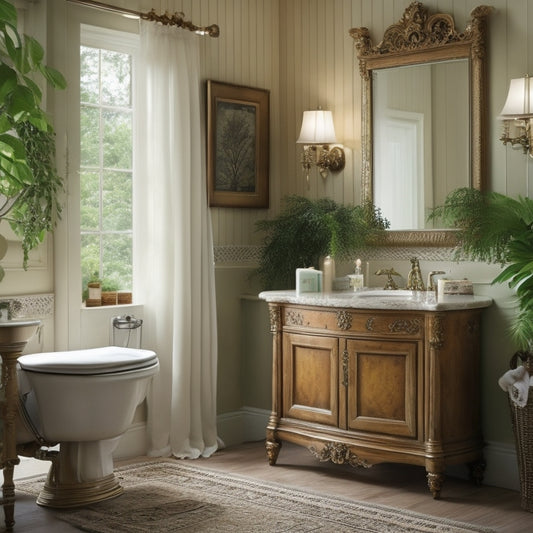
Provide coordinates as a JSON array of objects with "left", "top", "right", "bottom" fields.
[{"left": 16, "top": 346, "right": 159, "bottom": 508}]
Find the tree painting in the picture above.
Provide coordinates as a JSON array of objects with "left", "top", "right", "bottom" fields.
[{"left": 215, "top": 101, "right": 256, "bottom": 192}]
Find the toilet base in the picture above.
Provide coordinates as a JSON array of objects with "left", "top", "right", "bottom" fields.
[{"left": 37, "top": 471, "right": 123, "bottom": 508}]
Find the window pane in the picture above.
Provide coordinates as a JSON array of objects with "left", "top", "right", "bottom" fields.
[
  {"left": 80, "top": 29, "right": 135, "bottom": 302},
  {"left": 102, "top": 170, "right": 131, "bottom": 231},
  {"left": 102, "top": 109, "right": 132, "bottom": 168},
  {"left": 81, "top": 233, "right": 101, "bottom": 288},
  {"left": 80, "top": 46, "right": 99, "bottom": 104},
  {"left": 81, "top": 106, "right": 100, "bottom": 166},
  {"left": 102, "top": 233, "right": 132, "bottom": 290},
  {"left": 80, "top": 171, "right": 100, "bottom": 231},
  {"left": 101, "top": 49, "right": 131, "bottom": 107}
]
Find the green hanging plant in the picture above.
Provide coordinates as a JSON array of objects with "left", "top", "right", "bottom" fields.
[
  {"left": 255, "top": 195, "right": 389, "bottom": 290},
  {"left": 0, "top": 0, "right": 66, "bottom": 275},
  {"left": 429, "top": 187, "right": 533, "bottom": 350}
]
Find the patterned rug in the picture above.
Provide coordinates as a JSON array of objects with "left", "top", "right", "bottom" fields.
[{"left": 16, "top": 460, "right": 496, "bottom": 532}]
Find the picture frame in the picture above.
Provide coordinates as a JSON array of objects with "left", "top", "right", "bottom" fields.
[{"left": 207, "top": 81, "right": 269, "bottom": 208}]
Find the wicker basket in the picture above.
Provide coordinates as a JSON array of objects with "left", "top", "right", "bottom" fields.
[
  {"left": 509, "top": 392, "right": 533, "bottom": 512},
  {"left": 509, "top": 352, "right": 533, "bottom": 512}
]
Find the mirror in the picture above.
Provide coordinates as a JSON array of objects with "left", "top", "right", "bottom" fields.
[{"left": 350, "top": 2, "right": 492, "bottom": 246}]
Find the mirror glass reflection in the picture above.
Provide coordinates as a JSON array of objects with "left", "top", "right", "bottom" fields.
[{"left": 373, "top": 59, "right": 470, "bottom": 230}]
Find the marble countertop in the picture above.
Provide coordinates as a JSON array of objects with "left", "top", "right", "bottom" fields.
[{"left": 258, "top": 289, "right": 493, "bottom": 311}]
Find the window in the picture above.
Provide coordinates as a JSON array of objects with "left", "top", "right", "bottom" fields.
[{"left": 80, "top": 26, "right": 137, "bottom": 295}]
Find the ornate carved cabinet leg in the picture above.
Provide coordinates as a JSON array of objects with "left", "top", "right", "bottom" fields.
[
  {"left": 469, "top": 458, "right": 486, "bottom": 486},
  {"left": 426, "top": 471, "right": 445, "bottom": 499},
  {"left": 0, "top": 321, "right": 40, "bottom": 531},
  {"left": 2, "top": 352, "right": 21, "bottom": 532},
  {"left": 266, "top": 439, "right": 281, "bottom": 466},
  {"left": 1, "top": 461, "right": 16, "bottom": 531}
]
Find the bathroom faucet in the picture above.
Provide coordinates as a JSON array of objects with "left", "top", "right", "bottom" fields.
[
  {"left": 375, "top": 268, "right": 401, "bottom": 290},
  {"left": 406, "top": 258, "right": 425, "bottom": 291},
  {"left": 427, "top": 271, "right": 446, "bottom": 293}
]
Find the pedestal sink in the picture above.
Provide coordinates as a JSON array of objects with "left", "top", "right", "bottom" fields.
[{"left": 0, "top": 319, "right": 40, "bottom": 531}]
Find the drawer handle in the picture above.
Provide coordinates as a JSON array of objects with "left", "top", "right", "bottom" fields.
[{"left": 342, "top": 346, "right": 349, "bottom": 387}]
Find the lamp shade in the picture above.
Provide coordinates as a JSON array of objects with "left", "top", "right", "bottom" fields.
[
  {"left": 500, "top": 76, "right": 533, "bottom": 118},
  {"left": 297, "top": 110, "right": 337, "bottom": 144}
]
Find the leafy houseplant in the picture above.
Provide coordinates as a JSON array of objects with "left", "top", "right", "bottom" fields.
[
  {"left": 255, "top": 195, "right": 389, "bottom": 290},
  {"left": 0, "top": 0, "right": 66, "bottom": 279},
  {"left": 430, "top": 187, "right": 533, "bottom": 350},
  {"left": 429, "top": 187, "right": 533, "bottom": 512}
]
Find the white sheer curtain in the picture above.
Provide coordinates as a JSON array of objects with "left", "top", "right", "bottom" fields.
[{"left": 134, "top": 20, "right": 219, "bottom": 459}]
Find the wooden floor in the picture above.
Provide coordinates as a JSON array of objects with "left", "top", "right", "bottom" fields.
[{"left": 7, "top": 440, "right": 533, "bottom": 532}]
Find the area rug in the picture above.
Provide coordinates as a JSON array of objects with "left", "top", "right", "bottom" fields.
[{"left": 16, "top": 459, "right": 496, "bottom": 533}]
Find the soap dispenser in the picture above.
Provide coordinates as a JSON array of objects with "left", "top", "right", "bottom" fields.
[{"left": 350, "top": 258, "right": 364, "bottom": 291}]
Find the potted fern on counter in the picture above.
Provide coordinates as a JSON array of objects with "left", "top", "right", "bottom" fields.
[
  {"left": 255, "top": 195, "right": 389, "bottom": 290},
  {"left": 430, "top": 186, "right": 533, "bottom": 512}
]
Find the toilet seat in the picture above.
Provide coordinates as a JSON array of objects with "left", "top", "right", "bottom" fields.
[{"left": 18, "top": 346, "right": 158, "bottom": 375}]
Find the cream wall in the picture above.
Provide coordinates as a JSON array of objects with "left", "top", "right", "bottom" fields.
[{"left": 5, "top": 0, "right": 533, "bottom": 489}]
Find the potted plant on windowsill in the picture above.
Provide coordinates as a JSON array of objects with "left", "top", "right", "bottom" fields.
[
  {"left": 255, "top": 195, "right": 389, "bottom": 290},
  {"left": 429, "top": 186, "right": 533, "bottom": 512},
  {"left": 0, "top": 0, "right": 66, "bottom": 281}
]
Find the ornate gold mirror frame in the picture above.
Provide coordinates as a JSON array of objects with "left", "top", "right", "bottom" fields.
[{"left": 350, "top": 2, "right": 492, "bottom": 247}]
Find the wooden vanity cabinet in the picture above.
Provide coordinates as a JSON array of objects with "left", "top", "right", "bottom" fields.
[{"left": 265, "top": 303, "right": 485, "bottom": 498}]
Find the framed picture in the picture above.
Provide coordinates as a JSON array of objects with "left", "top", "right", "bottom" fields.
[{"left": 207, "top": 81, "right": 269, "bottom": 208}]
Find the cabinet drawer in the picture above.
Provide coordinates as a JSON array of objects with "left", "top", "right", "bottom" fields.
[{"left": 282, "top": 306, "right": 424, "bottom": 339}]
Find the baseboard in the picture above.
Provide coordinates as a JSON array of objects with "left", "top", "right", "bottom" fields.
[
  {"left": 482, "top": 440, "right": 519, "bottom": 491},
  {"left": 217, "top": 406, "right": 269, "bottom": 447},
  {"left": 113, "top": 422, "right": 149, "bottom": 460},
  {"left": 445, "top": 441, "right": 519, "bottom": 491},
  {"left": 217, "top": 409, "right": 520, "bottom": 492},
  {"left": 114, "top": 412, "right": 521, "bottom": 492},
  {"left": 112, "top": 408, "right": 269, "bottom": 460}
]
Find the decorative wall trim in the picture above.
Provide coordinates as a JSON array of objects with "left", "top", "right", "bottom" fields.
[
  {"left": 361, "top": 246, "right": 457, "bottom": 262},
  {"left": 214, "top": 244, "right": 457, "bottom": 265},
  {"left": 214, "top": 245, "right": 262, "bottom": 265},
  {"left": 0, "top": 293, "right": 54, "bottom": 319}
]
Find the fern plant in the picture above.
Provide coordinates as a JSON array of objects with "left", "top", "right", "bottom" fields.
[
  {"left": 255, "top": 196, "right": 389, "bottom": 290},
  {"left": 430, "top": 187, "right": 533, "bottom": 350}
]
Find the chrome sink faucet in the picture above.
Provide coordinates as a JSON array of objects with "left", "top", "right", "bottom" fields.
[{"left": 406, "top": 257, "right": 425, "bottom": 291}]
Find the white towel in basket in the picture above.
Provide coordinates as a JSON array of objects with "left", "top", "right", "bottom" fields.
[{"left": 498, "top": 365, "right": 532, "bottom": 408}]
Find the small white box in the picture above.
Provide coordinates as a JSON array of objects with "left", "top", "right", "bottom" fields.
[
  {"left": 296, "top": 268, "right": 323, "bottom": 296},
  {"left": 438, "top": 279, "right": 474, "bottom": 296}
]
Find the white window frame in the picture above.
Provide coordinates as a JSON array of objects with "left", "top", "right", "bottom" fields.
[{"left": 80, "top": 24, "right": 138, "bottom": 292}]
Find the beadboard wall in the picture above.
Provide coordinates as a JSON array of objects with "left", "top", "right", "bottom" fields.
[{"left": 149, "top": 0, "right": 533, "bottom": 246}]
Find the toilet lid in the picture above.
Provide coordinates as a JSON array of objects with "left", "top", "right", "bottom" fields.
[{"left": 18, "top": 347, "right": 158, "bottom": 375}]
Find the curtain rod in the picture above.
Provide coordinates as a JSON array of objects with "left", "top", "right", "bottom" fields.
[{"left": 67, "top": 0, "right": 220, "bottom": 37}]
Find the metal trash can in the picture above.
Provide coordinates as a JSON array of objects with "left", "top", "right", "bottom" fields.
[{"left": 110, "top": 315, "right": 143, "bottom": 348}]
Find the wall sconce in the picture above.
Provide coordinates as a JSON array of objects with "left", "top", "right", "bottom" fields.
[
  {"left": 296, "top": 109, "right": 345, "bottom": 184},
  {"left": 499, "top": 75, "right": 533, "bottom": 157}
]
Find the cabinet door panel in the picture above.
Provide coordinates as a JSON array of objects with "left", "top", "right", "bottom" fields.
[
  {"left": 282, "top": 333, "right": 339, "bottom": 426},
  {"left": 347, "top": 339, "right": 418, "bottom": 438}
]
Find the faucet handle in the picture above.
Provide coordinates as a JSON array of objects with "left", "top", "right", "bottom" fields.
[
  {"left": 375, "top": 268, "right": 401, "bottom": 290},
  {"left": 427, "top": 271, "right": 446, "bottom": 292}
]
